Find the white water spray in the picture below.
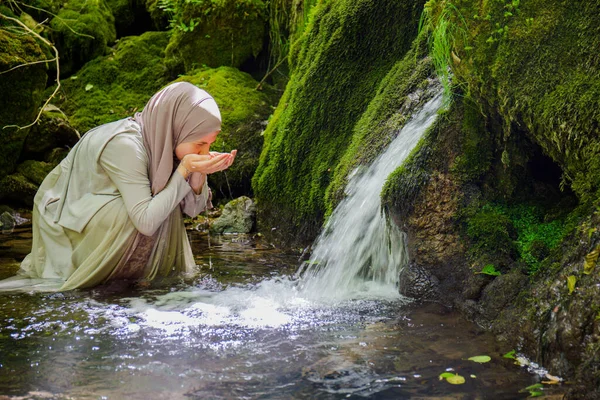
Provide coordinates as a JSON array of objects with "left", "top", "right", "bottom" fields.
[{"left": 298, "top": 94, "right": 443, "bottom": 301}]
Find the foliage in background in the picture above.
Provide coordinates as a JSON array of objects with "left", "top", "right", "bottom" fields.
[{"left": 464, "top": 202, "right": 569, "bottom": 274}]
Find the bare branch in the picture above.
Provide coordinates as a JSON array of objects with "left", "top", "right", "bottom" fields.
[
  {"left": 0, "top": 13, "right": 60, "bottom": 131},
  {"left": 15, "top": 1, "right": 95, "bottom": 40},
  {"left": 0, "top": 57, "right": 57, "bottom": 75}
]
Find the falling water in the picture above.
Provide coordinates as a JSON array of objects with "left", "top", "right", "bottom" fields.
[{"left": 298, "top": 93, "right": 444, "bottom": 301}]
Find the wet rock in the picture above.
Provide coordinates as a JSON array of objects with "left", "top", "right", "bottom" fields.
[
  {"left": 22, "top": 108, "right": 80, "bottom": 160},
  {"left": 210, "top": 196, "right": 256, "bottom": 234},
  {"left": 0, "top": 210, "right": 15, "bottom": 234},
  {"left": 399, "top": 262, "right": 440, "bottom": 301},
  {"left": 477, "top": 270, "right": 527, "bottom": 321}
]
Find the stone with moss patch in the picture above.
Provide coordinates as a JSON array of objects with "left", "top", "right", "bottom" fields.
[
  {"left": 49, "top": 0, "right": 116, "bottom": 77},
  {"left": 22, "top": 108, "right": 80, "bottom": 160},
  {"left": 0, "top": 174, "right": 38, "bottom": 207},
  {"left": 53, "top": 31, "right": 170, "bottom": 133}
]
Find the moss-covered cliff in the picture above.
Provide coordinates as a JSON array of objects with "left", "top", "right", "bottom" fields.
[
  {"left": 252, "top": 0, "right": 426, "bottom": 244},
  {"left": 379, "top": 0, "right": 600, "bottom": 396}
]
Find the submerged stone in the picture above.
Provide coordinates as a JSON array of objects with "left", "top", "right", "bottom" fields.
[{"left": 210, "top": 196, "right": 256, "bottom": 234}]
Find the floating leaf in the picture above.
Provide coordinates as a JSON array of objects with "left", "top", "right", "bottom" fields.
[
  {"left": 468, "top": 355, "right": 491, "bottom": 363},
  {"left": 583, "top": 246, "right": 599, "bottom": 274},
  {"left": 524, "top": 383, "right": 544, "bottom": 391},
  {"left": 567, "top": 275, "right": 576, "bottom": 294},
  {"left": 503, "top": 350, "right": 516, "bottom": 359},
  {"left": 85, "top": 84, "right": 94, "bottom": 91},
  {"left": 446, "top": 374, "right": 466, "bottom": 385},
  {"left": 439, "top": 372, "right": 455, "bottom": 381}
]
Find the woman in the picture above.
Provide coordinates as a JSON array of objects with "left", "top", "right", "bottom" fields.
[{"left": 2, "top": 82, "right": 235, "bottom": 291}]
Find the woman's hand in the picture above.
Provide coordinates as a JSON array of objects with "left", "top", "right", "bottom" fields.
[{"left": 177, "top": 150, "right": 237, "bottom": 179}]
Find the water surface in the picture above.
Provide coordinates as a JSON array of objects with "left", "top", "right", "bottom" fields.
[{"left": 0, "top": 227, "right": 561, "bottom": 399}]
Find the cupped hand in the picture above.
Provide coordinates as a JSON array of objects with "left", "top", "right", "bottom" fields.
[
  {"left": 182, "top": 150, "right": 236, "bottom": 175},
  {"left": 210, "top": 150, "right": 237, "bottom": 169}
]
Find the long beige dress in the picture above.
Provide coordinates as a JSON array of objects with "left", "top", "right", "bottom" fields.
[{"left": 1, "top": 118, "right": 210, "bottom": 291}]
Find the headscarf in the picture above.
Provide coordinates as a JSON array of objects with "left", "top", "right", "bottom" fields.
[{"left": 133, "top": 82, "right": 222, "bottom": 194}]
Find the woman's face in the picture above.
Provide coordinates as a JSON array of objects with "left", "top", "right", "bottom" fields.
[{"left": 175, "top": 131, "right": 219, "bottom": 160}]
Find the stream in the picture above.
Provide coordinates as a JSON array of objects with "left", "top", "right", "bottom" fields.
[{"left": 0, "top": 225, "right": 562, "bottom": 399}]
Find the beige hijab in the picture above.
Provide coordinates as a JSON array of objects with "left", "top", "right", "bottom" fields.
[{"left": 133, "top": 81, "right": 222, "bottom": 194}]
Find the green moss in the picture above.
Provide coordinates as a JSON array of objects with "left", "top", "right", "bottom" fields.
[
  {"left": 16, "top": 160, "right": 55, "bottom": 186},
  {"left": 253, "top": 0, "right": 425, "bottom": 244},
  {"left": 176, "top": 66, "right": 277, "bottom": 199},
  {"left": 0, "top": 174, "right": 38, "bottom": 206},
  {"left": 0, "top": 28, "right": 47, "bottom": 176},
  {"left": 50, "top": 0, "right": 116, "bottom": 77},
  {"left": 163, "top": 0, "right": 267, "bottom": 73},
  {"left": 54, "top": 31, "right": 170, "bottom": 133},
  {"left": 326, "top": 38, "right": 434, "bottom": 212},
  {"left": 428, "top": 0, "right": 600, "bottom": 206}
]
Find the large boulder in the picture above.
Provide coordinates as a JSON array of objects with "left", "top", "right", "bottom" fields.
[
  {"left": 176, "top": 66, "right": 276, "bottom": 199},
  {"left": 0, "top": 28, "right": 48, "bottom": 177},
  {"left": 210, "top": 196, "right": 256, "bottom": 234},
  {"left": 54, "top": 30, "right": 170, "bottom": 133},
  {"left": 164, "top": 0, "right": 267, "bottom": 73},
  {"left": 49, "top": 0, "right": 117, "bottom": 77}
]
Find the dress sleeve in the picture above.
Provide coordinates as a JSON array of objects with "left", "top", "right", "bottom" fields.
[
  {"left": 181, "top": 174, "right": 213, "bottom": 218},
  {"left": 99, "top": 134, "right": 192, "bottom": 236}
]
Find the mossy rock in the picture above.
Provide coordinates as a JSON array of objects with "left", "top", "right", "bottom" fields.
[
  {"left": 430, "top": 0, "right": 600, "bottom": 206},
  {"left": 210, "top": 196, "right": 256, "bottom": 234},
  {"left": 176, "top": 66, "right": 276, "bottom": 200},
  {"left": 105, "top": 0, "right": 155, "bottom": 37},
  {"left": 16, "top": 160, "right": 55, "bottom": 186},
  {"left": 252, "top": 0, "right": 425, "bottom": 245},
  {"left": 164, "top": 0, "right": 267, "bottom": 73},
  {"left": 22, "top": 108, "right": 80, "bottom": 160},
  {"left": 0, "top": 28, "right": 48, "bottom": 177},
  {"left": 49, "top": 0, "right": 117, "bottom": 77},
  {"left": 53, "top": 31, "right": 170, "bottom": 133},
  {"left": 0, "top": 174, "right": 38, "bottom": 207}
]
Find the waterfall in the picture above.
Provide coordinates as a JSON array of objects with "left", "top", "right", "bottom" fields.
[{"left": 297, "top": 93, "right": 443, "bottom": 301}]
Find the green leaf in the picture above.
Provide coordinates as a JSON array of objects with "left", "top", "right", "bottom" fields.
[
  {"left": 439, "top": 372, "right": 455, "bottom": 380},
  {"left": 503, "top": 350, "right": 516, "bottom": 359},
  {"left": 567, "top": 275, "right": 577, "bottom": 294},
  {"left": 468, "top": 355, "right": 491, "bottom": 363},
  {"left": 446, "top": 374, "right": 466, "bottom": 385},
  {"left": 85, "top": 84, "right": 94, "bottom": 91},
  {"left": 529, "top": 391, "right": 543, "bottom": 397},
  {"left": 584, "top": 246, "right": 599, "bottom": 274},
  {"left": 477, "top": 264, "right": 501, "bottom": 276},
  {"left": 524, "top": 383, "right": 544, "bottom": 391}
]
